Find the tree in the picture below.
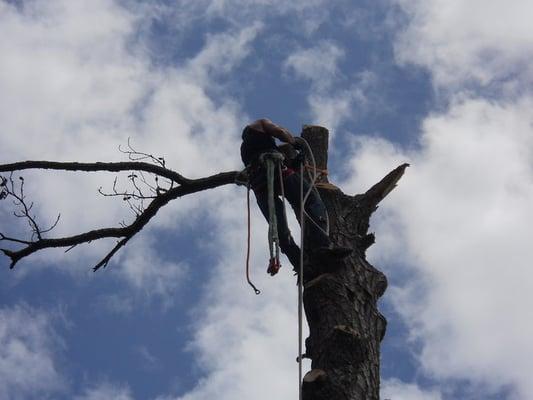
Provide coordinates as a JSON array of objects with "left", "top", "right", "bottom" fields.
[{"left": 0, "top": 126, "right": 407, "bottom": 400}]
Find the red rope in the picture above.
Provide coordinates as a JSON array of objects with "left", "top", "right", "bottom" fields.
[{"left": 246, "top": 185, "right": 261, "bottom": 295}]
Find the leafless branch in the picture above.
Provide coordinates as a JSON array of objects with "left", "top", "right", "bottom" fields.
[
  {"left": 0, "top": 160, "right": 189, "bottom": 184},
  {"left": 1, "top": 173, "right": 61, "bottom": 242},
  {"left": 0, "top": 165, "right": 238, "bottom": 269},
  {"left": 119, "top": 137, "right": 166, "bottom": 168}
]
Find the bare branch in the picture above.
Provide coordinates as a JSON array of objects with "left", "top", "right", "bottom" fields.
[
  {"left": 0, "top": 170, "right": 238, "bottom": 269},
  {"left": 0, "top": 233, "right": 31, "bottom": 245},
  {"left": 93, "top": 236, "right": 131, "bottom": 271},
  {"left": 119, "top": 137, "right": 166, "bottom": 168},
  {"left": 363, "top": 163, "right": 410, "bottom": 207},
  {"left": 0, "top": 160, "right": 189, "bottom": 184},
  {"left": 4, "top": 174, "right": 49, "bottom": 241},
  {"left": 41, "top": 214, "right": 61, "bottom": 235}
]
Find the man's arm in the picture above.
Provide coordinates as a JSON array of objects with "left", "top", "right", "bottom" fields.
[{"left": 252, "top": 118, "right": 296, "bottom": 144}]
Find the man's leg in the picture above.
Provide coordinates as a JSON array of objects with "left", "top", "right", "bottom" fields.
[
  {"left": 281, "top": 173, "right": 330, "bottom": 248},
  {"left": 282, "top": 173, "right": 352, "bottom": 260}
]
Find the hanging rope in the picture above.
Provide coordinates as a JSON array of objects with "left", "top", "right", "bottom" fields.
[
  {"left": 298, "top": 159, "right": 305, "bottom": 400},
  {"left": 245, "top": 183, "right": 261, "bottom": 295},
  {"left": 295, "top": 136, "right": 325, "bottom": 399},
  {"left": 265, "top": 155, "right": 280, "bottom": 274}
]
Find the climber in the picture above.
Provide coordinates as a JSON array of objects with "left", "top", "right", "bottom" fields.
[{"left": 240, "top": 118, "right": 351, "bottom": 275}]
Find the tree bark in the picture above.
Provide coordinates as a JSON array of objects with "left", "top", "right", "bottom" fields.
[{"left": 300, "top": 126, "right": 408, "bottom": 400}]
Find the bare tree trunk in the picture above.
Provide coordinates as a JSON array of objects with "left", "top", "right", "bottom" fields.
[{"left": 300, "top": 126, "right": 408, "bottom": 400}]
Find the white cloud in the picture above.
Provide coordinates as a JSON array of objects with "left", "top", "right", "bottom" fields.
[
  {"left": 307, "top": 88, "right": 367, "bottom": 133},
  {"left": 0, "top": 304, "right": 65, "bottom": 399},
  {"left": 176, "top": 0, "right": 333, "bottom": 34},
  {"left": 381, "top": 378, "right": 443, "bottom": 400},
  {"left": 185, "top": 23, "right": 263, "bottom": 83},
  {"left": 393, "top": 0, "right": 533, "bottom": 91},
  {"left": 74, "top": 382, "right": 133, "bottom": 400},
  {"left": 344, "top": 96, "right": 533, "bottom": 399},
  {"left": 283, "top": 42, "right": 372, "bottom": 131},
  {"left": 110, "top": 235, "right": 190, "bottom": 306},
  {"left": 284, "top": 41, "right": 345, "bottom": 91},
  {"left": 0, "top": 0, "right": 257, "bottom": 289}
]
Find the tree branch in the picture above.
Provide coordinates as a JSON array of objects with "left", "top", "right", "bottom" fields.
[
  {"left": 0, "top": 165, "right": 238, "bottom": 269},
  {"left": 363, "top": 163, "right": 409, "bottom": 207},
  {"left": 0, "top": 160, "right": 190, "bottom": 184}
]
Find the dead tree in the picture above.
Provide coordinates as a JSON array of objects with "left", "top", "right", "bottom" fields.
[
  {"left": 300, "top": 126, "right": 408, "bottom": 400},
  {"left": 0, "top": 128, "right": 407, "bottom": 399}
]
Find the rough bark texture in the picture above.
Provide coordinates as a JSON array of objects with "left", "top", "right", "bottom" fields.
[{"left": 300, "top": 126, "right": 408, "bottom": 400}]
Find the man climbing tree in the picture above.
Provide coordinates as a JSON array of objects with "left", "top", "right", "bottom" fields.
[
  {"left": 0, "top": 125, "right": 408, "bottom": 400},
  {"left": 240, "top": 118, "right": 351, "bottom": 277}
]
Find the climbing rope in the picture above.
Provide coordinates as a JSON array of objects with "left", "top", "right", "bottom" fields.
[
  {"left": 298, "top": 158, "right": 305, "bottom": 400},
  {"left": 245, "top": 183, "right": 261, "bottom": 295},
  {"left": 262, "top": 152, "right": 285, "bottom": 276},
  {"left": 294, "top": 136, "right": 321, "bottom": 400},
  {"left": 300, "top": 140, "right": 330, "bottom": 237}
]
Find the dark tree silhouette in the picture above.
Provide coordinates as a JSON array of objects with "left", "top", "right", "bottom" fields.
[{"left": 0, "top": 126, "right": 407, "bottom": 400}]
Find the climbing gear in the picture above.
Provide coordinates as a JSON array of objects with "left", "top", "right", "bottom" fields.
[
  {"left": 267, "top": 257, "right": 281, "bottom": 276},
  {"left": 245, "top": 183, "right": 261, "bottom": 295},
  {"left": 243, "top": 151, "right": 288, "bottom": 293},
  {"left": 260, "top": 151, "right": 286, "bottom": 277},
  {"left": 298, "top": 157, "right": 305, "bottom": 400}
]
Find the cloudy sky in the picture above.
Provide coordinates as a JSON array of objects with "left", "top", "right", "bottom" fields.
[{"left": 1, "top": 0, "right": 532, "bottom": 399}]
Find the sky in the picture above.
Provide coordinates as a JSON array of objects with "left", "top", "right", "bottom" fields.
[{"left": 1, "top": 0, "right": 532, "bottom": 399}]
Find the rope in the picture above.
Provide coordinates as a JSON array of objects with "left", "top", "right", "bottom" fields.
[
  {"left": 305, "top": 163, "right": 328, "bottom": 176},
  {"left": 278, "top": 162, "right": 289, "bottom": 237},
  {"left": 298, "top": 160, "right": 304, "bottom": 400},
  {"left": 296, "top": 136, "right": 327, "bottom": 398},
  {"left": 300, "top": 140, "right": 330, "bottom": 236},
  {"left": 246, "top": 184, "right": 261, "bottom": 295},
  {"left": 265, "top": 155, "right": 281, "bottom": 274}
]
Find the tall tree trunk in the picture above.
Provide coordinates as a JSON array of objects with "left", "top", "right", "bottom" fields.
[{"left": 299, "top": 126, "right": 408, "bottom": 400}]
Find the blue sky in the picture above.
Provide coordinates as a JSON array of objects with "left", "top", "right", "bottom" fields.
[{"left": 1, "top": 1, "right": 533, "bottom": 399}]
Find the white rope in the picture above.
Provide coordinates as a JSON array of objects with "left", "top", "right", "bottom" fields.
[
  {"left": 296, "top": 136, "right": 323, "bottom": 400},
  {"left": 278, "top": 162, "right": 289, "bottom": 243},
  {"left": 265, "top": 156, "right": 280, "bottom": 264},
  {"left": 299, "top": 138, "right": 329, "bottom": 236},
  {"left": 298, "top": 160, "right": 304, "bottom": 400}
]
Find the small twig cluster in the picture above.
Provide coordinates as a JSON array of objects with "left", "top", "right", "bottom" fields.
[
  {"left": 0, "top": 173, "right": 60, "bottom": 242},
  {"left": 98, "top": 138, "right": 175, "bottom": 216}
]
